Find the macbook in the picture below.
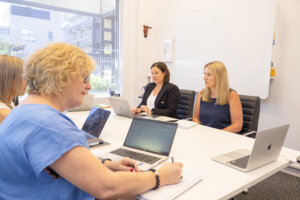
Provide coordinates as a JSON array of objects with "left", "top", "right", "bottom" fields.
[
  {"left": 68, "top": 94, "right": 94, "bottom": 112},
  {"left": 81, "top": 107, "right": 111, "bottom": 147},
  {"left": 212, "top": 124, "right": 289, "bottom": 172},
  {"left": 100, "top": 117, "right": 178, "bottom": 171},
  {"left": 109, "top": 97, "right": 146, "bottom": 118}
]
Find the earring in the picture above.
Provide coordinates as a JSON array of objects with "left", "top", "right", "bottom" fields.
[{"left": 58, "top": 88, "right": 63, "bottom": 92}]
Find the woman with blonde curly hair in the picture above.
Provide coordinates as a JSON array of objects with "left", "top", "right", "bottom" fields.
[
  {"left": 0, "top": 43, "right": 182, "bottom": 200},
  {"left": 0, "top": 55, "right": 27, "bottom": 123},
  {"left": 193, "top": 61, "right": 243, "bottom": 133}
]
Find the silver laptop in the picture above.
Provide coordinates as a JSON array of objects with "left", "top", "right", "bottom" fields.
[
  {"left": 68, "top": 94, "right": 94, "bottom": 112},
  {"left": 100, "top": 117, "right": 178, "bottom": 171},
  {"left": 81, "top": 107, "right": 111, "bottom": 147},
  {"left": 109, "top": 97, "right": 146, "bottom": 118},
  {"left": 212, "top": 124, "right": 289, "bottom": 172}
]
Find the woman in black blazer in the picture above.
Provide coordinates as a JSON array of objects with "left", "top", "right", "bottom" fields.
[{"left": 132, "top": 62, "right": 180, "bottom": 118}]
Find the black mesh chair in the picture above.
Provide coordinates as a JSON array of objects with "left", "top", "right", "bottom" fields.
[
  {"left": 177, "top": 89, "right": 196, "bottom": 119},
  {"left": 239, "top": 95, "right": 260, "bottom": 138}
]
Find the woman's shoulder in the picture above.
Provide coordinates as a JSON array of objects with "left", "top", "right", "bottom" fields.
[
  {"left": 164, "top": 82, "right": 179, "bottom": 90},
  {"left": 145, "top": 82, "right": 156, "bottom": 88},
  {"left": 229, "top": 89, "right": 238, "bottom": 96},
  {"left": 197, "top": 90, "right": 203, "bottom": 97},
  {"left": 229, "top": 89, "right": 240, "bottom": 102},
  {"left": 0, "top": 102, "right": 11, "bottom": 110}
]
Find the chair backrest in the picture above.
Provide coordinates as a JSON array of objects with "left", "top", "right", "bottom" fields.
[
  {"left": 177, "top": 89, "right": 196, "bottom": 119},
  {"left": 239, "top": 95, "right": 260, "bottom": 135}
]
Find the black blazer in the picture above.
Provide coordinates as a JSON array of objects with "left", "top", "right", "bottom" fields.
[{"left": 138, "top": 82, "right": 180, "bottom": 118}]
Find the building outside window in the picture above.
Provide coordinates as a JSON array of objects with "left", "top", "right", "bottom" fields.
[
  {"left": 0, "top": 0, "right": 120, "bottom": 96},
  {"left": 48, "top": 31, "right": 53, "bottom": 41},
  {"left": 21, "top": 29, "right": 36, "bottom": 42}
]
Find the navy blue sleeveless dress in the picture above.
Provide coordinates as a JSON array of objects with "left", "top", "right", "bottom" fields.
[{"left": 199, "top": 98, "right": 231, "bottom": 130}]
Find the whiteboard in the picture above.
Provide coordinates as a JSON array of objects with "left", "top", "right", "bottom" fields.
[{"left": 171, "top": 0, "right": 276, "bottom": 99}]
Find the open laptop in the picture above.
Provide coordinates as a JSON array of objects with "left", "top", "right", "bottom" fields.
[
  {"left": 109, "top": 97, "right": 147, "bottom": 118},
  {"left": 100, "top": 117, "right": 178, "bottom": 171},
  {"left": 68, "top": 94, "right": 94, "bottom": 112},
  {"left": 81, "top": 107, "right": 111, "bottom": 147},
  {"left": 212, "top": 124, "right": 289, "bottom": 172}
]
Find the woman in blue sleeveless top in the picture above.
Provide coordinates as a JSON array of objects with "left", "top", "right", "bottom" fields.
[{"left": 192, "top": 61, "right": 243, "bottom": 133}]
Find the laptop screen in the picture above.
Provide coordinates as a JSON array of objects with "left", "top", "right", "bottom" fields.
[
  {"left": 124, "top": 118, "right": 178, "bottom": 156},
  {"left": 81, "top": 107, "right": 111, "bottom": 138}
]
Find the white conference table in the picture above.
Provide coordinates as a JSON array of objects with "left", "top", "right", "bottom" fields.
[{"left": 67, "top": 110, "right": 297, "bottom": 200}]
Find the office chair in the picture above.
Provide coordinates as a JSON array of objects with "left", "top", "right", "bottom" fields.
[
  {"left": 13, "top": 96, "right": 19, "bottom": 106},
  {"left": 177, "top": 89, "right": 196, "bottom": 119},
  {"left": 239, "top": 95, "right": 261, "bottom": 138}
]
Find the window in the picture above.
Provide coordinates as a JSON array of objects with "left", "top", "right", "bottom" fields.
[
  {"left": 0, "top": 26, "right": 9, "bottom": 34},
  {"left": 48, "top": 31, "right": 53, "bottom": 41},
  {"left": 21, "top": 29, "right": 36, "bottom": 42},
  {"left": 0, "top": 0, "right": 120, "bottom": 96}
]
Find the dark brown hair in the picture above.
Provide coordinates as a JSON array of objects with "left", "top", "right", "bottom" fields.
[{"left": 150, "top": 62, "right": 170, "bottom": 83}]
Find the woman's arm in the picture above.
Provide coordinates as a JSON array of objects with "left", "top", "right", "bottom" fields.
[
  {"left": 223, "top": 91, "right": 243, "bottom": 133},
  {"left": 133, "top": 84, "right": 154, "bottom": 114},
  {"left": 152, "top": 85, "right": 180, "bottom": 117},
  {"left": 50, "top": 146, "right": 183, "bottom": 199},
  {"left": 192, "top": 92, "right": 201, "bottom": 124}
]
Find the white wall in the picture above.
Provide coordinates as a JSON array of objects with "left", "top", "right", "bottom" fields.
[
  {"left": 259, "top": 0, "right": 300, "bottom": 151},
  {"left": 121, "top": 0, "right": 300, "bottom": 151}
]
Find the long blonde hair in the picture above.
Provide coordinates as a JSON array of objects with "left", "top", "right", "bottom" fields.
[
  {"left": 201, "top": 61, "right": 230, "bottom": 105},
  {"left": 0, "top": 55, "right": 24, "bottom": 109}
]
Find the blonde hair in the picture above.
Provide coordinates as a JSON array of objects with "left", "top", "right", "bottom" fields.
[
  {"left": 201, "top": 61, "right": 230, "bottom": 105},
  {"left": 0, "top": 55, "right": 24, "bottom": 109},
  {"left": 24, "top": 43, "right": 95, "bottom": 96}
]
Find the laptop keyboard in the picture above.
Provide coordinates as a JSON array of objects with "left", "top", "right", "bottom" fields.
[
  {"left": 111, "top": 148, "right": 161, "bottom": 164},
  {"left": 228, "top": 155, "right": 250, "bottom": 169}
]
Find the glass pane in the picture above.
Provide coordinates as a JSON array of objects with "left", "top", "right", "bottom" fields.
[{"left": 0, "top": 0, "right": 119, "bottom": 96}]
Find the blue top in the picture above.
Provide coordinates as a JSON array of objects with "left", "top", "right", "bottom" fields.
[
  {"left": 0, "top": 104, "right": 93, "bottom": 200},
  {"left": 199, "top": 98, "right": 231, "bottom": 130}
]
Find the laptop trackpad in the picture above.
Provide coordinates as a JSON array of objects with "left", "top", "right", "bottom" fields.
[{"left": 224, "top": 149, "right": 250, "bottom": 159}]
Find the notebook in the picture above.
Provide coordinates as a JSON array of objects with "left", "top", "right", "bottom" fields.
[
  {"left": 212, "top": 124, "right": 289, "bottom": 172},
  {"left": 100, "top": 118, "right": 178, "bottom": 171},
  {"left": 138, "top": 170, "right": 202, "bottom": 200},
  {"left": 81, "top": 107, "right": 111, "bottom": 147},
  {"left": 109, "top": 97, "right": 147, "bottom": 118},
  {"left": 68, "top": 94, "right": 94, "bottom": 112}
]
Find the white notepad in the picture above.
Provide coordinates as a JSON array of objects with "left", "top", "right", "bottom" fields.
[
  {"left": 176, "top": 120, "right": 198, "bottom": 129},
  {"left": 137, "top": 171, "right": 202, "bottom": 200}
]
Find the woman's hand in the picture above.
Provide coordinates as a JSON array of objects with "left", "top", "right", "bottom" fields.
[
  {"left": 105, "top": 157, "right": 139, "bottom": 172},
  {"left": 131, "top": 107, "right": 142, "bottom": 114},
  {"left": 156, "top": 162, "right": 183, "bottom": 186},
  {"left": 140, "top": 105, "right": 151, "bottom": 116}
]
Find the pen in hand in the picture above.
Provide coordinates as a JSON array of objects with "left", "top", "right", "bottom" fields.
[{"left": 172, "top": 157, "right": 183, "bottom": 180}]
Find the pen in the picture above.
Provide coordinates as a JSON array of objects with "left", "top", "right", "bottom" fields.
[{"left": 171, "top": 157, "right": 174, "bottom": 163}]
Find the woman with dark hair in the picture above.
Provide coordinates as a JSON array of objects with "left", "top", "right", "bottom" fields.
[{"left": 132, "top": 62, "right": 180, "bottom": 118}]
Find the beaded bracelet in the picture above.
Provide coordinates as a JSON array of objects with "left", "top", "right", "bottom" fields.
[{"left": 149, "top": 169, "right": 160, "bottom": 190}]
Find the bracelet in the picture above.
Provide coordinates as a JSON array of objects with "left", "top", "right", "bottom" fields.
[
  {"left": 151, "top": 170, "right": 160, "bottom": 190},
  {"left": 101, "top": 158, "right": 112, "bottom": 165}
]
